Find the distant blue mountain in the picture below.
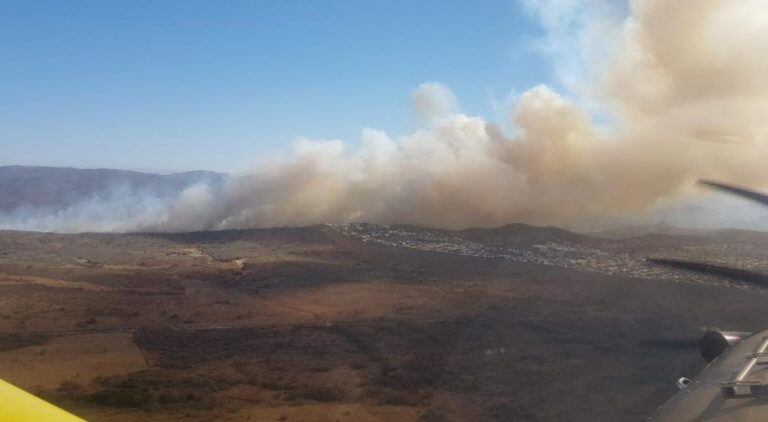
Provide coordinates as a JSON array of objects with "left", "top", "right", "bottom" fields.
[{"left": 0, "top": 165, "right": 226, "bottom": 212}]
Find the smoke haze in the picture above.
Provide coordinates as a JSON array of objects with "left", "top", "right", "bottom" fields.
[{"left": 4, "top": 0, "right": 768, "bottom": 233}]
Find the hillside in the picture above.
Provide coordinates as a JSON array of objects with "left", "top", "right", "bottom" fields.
[
  {"left": 2, "top": 223, "right": 768, "bottom": 420},
  {"left": 0, "top": 166, "right": 224, "bottom": 212}
]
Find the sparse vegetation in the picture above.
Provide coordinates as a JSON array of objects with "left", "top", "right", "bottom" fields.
[
  {"left": 288, "top": 384, "right": 345, "bottom": 402},
  {"left": 1, "top": 225, "right": 767, "bottom": 420},
  {"left": 0, "top": 332, "right": 50, "bottom": 352}
]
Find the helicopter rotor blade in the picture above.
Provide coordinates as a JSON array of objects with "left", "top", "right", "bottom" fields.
[
  {"left": 650, "top": 258, "right": 768, "bottom": 288},
  {"left": 698, "top": 179, "right": 768, "bottom": 207},
  {"left": 649, "top": 179, "right": 768, "bottom": 288}
]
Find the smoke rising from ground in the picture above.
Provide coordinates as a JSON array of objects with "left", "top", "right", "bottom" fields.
[{"left": 5, "top": 0, "right": 768, "bottom": 233}]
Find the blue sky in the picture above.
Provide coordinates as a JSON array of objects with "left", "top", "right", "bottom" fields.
[{"left": 1, "top": 0, "right": 555, "bottom": 172}]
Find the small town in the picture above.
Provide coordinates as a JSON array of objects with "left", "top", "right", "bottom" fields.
[{"left": 332, "top": 223, "right": 768, "bottom": 290}]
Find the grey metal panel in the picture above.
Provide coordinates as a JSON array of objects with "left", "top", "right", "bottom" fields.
[{"left": 652, "top": 329, "right": 768, "bottom": 421}]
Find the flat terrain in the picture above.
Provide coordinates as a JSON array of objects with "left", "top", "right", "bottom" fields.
[{"left": 2, "top": 224, "right": 768, "bottom": 421}]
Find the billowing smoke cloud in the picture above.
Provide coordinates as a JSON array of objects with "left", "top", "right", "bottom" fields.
[
  {"left": 412, "top": 82, "right": 461, "bottom": 127},
  {"left": 0, "top": 185, "right": 179, "bottom": 233},
  {"left": 4, "top": 0, "right": 768, "bottom": 233}
]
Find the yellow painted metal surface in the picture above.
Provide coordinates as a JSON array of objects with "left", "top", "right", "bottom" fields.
[{"left": 0, "top": 378, "right": 84, "bottom": 422}]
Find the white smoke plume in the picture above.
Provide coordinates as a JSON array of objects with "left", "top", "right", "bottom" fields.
[
  {"left": 5, "top": 0, "right": 768, "bottom": 233},
  {"left": 0, "top": 185, "right": 179, "bottom": 233},
  {"left": 411, "top": 82, "right": 461, "bottom": 127}
]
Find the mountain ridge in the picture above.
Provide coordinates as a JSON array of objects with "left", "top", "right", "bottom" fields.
[{"left": 0, "top": 165, "right": 225, "bottom": 213}]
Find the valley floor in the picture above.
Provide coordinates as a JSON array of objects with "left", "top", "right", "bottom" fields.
[{"left": 1, "top": 224, "right": 768, "bottom": 421}]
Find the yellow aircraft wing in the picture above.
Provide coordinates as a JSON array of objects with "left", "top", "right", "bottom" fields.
[{"left": 0, "top": 378, "right": 84, "bottom": 422}]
